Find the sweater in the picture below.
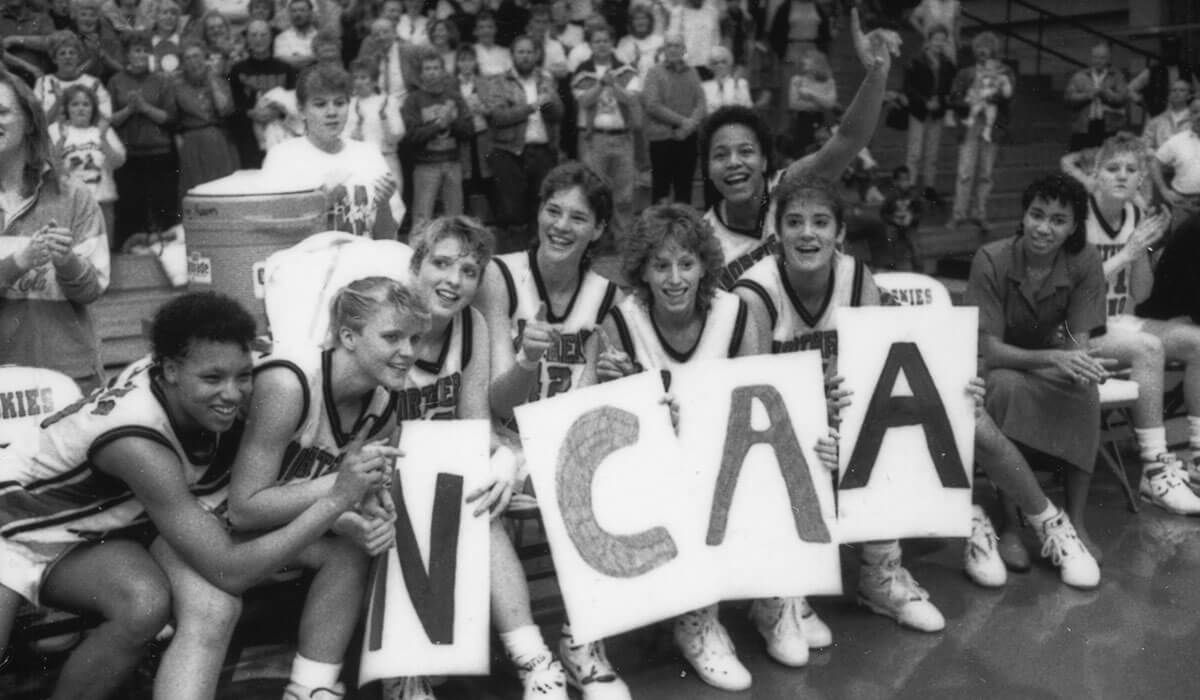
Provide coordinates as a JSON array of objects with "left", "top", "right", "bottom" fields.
[{"left": 641, "top": 61, "right": 705, "bottom": 142}]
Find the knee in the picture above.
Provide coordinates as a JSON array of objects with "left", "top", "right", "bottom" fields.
[
  {"left": 1133, "top": 332, "right": 1165, "bottom": 365},
  {"left": 323, "top": 536, "right": 370, "bottom": 582},
  {"left": 107, "top": 576, "right": 172, "bottom": 642},
  {"left": 174, "top": 586, "right": 243, "bottom": 635}
]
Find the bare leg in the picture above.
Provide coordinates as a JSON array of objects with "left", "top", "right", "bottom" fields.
[
  {"left": 41, "top": 540, "right": 172, "bottom": 700},
  {"left": 975, "top": 412, "right": 1051, "bottom": 515},
  {"left": 1142, "top": 318, "right": 1200, "bottom": 416},
  {"left": 294, "top": 535, "right": 369, "bottom": 663},
  {"left": 491, "top": 519, "right": 534, "bottom": 633},
  {"left": 151, "top": 538, "right": 243, "bottom": 700},
  {"left": 1092, "top": 327, "right": 1165, "bottom": 430},
  {"left": 1065, "top": 467, "right": 1101, "bottom": 563}
]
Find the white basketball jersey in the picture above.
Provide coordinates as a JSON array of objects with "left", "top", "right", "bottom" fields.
[
  {"left": 255, "top": 346, "right": 397, "bottom": 483},
  {"left": 732, "top": 253, "right": 868, "bottom": 367},
  {"left": 606, "top": 291, "right": 749, "bottom": 375},
  {"left": 1085, "top": 197, "right": 1141, "bottom": 318},
  {"left": 707, "top": 171, "right": 784, "bottom": 290},
  {"left": 395, "top": 308, "right": 479, "bottom": 421},
  {"left": 0, "top": 358, "right": 234, "bottom": 544},
  {"left": 492, "top": 249, "right": 619, "bottom": 402}
]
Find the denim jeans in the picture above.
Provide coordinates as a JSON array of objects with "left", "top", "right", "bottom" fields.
[
  {"left": 906, "top": 115, "right": 943, "bottom": 189},
  {"left": 411, "top": 160, "right": 464, "bottom": 230},
  {"left": 953, "top": 121, "right": 998, "bottom": 222},
  {"left": 580, "top": 131, "right": 635, "bottom": 243}
]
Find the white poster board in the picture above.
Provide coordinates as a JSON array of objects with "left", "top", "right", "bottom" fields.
[
  {"left": 672, "top": 352, "right": 842, "bottom": 600},
  {"left": 359, "top": 420, "right": 491, "bottom": 684},
  {"left": 516, "top": 372, "right": 718, "bottom": 644},
  {"left": 836, "top": 306, "right": 978, "bottom": 542}
]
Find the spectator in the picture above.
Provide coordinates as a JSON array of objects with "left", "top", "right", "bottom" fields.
[
  {"left": 643, "top": 33, "right": 705, "bottom": 205},
  {"left": 948, "top": 30, "right": 1014, "bottom": 231},
  {"left": 197, "top": 10, "right": 247, "bottom": 68},
  {"left": 565, "top": 12, "right": 605, "bottom": 72},
  {"left": 908, "top": 0, "right": 960, "bottom": 63},
  {"left": 247, "top": 0, "right": 277, "bottom": 27},
  {"left": 274, "top": 0, "right": 320, "bottom": 69},
  {"left": 1150, "top": 95, "right": 1200, "bottom": 228},
  {"left": 262, "top": 64, "right": 398, "bottom": 237},
  {"left": 364, "top": 16, "right": 412, "bottom": 104},
  {"left": 311, "top": 26, "right": 343, "bottom": 68},
  {"left": 1065, "top": 42, "right": 1129, "bottom": 153},
  {"left": 902, "top": 24, "right": 954, "bottom": 206},
  {"left": 668, "top": 0, "right": 721, "bottom": 75},
  {"left": 616, "top": 3, "right": 663, "bottom": 81},
  {"left": 473, "top": 11, "right": 513, "bottom": 76},
  {"left": 404, "top": 48, "right": 471, "bottom": 228},
  {"left": 71, "top": 0, "right": 123, "bottom": 79},
  {"left": 344, "top": 56, "right": 405, "bottom": 231},
  {"left": 49, "top": 84, "right": 126, "bottom": 243},
  {"left": 428, "top": 17, "right": 459, "bottom": 74},
  {"left": 495, "top": 0, "right": 531, "bottom": 48},
  {"left": 396, "top": 0, "right": 429, "bottom": 46},
  {"left": 455, "top": 43, "right": 491, "bottom": 217},
  {"left": 1128, "top": 34, "right": 1197, "bottom": 119},
  {"left": 572, "top": 22, "right": 638, "bottom": 243},
  {"left": 701, "top": 46, "right": 751, "bottom": 112},
  {"left": 172, "top": 39, "right": 239, "bottom": 196},
  {"left": 0, "top": 0, "right": 56, "bottom": 79},
  {"left": 0, "top": 70, "right": 110, "bottom": 387},
  {"left": 229, "top": 18, "right": 297, "bottom": 167},
  {"left": 782, "top": 47, "right": 836, "bottom": 160},
  {"left": 548, "top": 0, "right": 583, "bottom": 52},
  {"left": 34, "top": 30, "right": 113, "bottom": 121},
  {"left": 480, "top": 33, "right": 563, "bottom": 251},
  {"left": 149, "top": 0, "right": 184, "bottom": 74},
  {"left": 103, "top": 0, "right": 149, "bottom": 34},
  {"left": 1142, "top": 78, "right": 1193, "bottom": 153},
  {"left": 108, "top": 29, "right": 178, "bottom": 247},
  {"left": 528, "top": 2, "right": 568, "bottom": 79},
  {"left": 47, "top": 0, "right": 72, "bottom": 29}
]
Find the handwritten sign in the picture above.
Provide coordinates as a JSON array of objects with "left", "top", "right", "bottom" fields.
[
  {"left": 836, "top": 306, "right": 978, "bottom": 542},
  {"left": 359, "top": 420, "right": 490, "bottom": 684}
]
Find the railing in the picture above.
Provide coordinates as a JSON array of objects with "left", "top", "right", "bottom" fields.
[{"left": 960, "top": 7, "right": 1084, "bottom": 75}]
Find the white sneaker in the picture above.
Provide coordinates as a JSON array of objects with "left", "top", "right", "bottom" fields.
[
  {"left": 858, "top": 553, "right": 945, "bottom": 632},
  {"left": 673, "top": 605, "right": 752, "bottom": 691},
  {"left": 748, "top": 596, "right": 832, "bottom": 665},
  {"left": 964, "top": 506, "right": 1007, "bottom": 588},
  {"left": 558, "top": 628, "right": 631, "bottom": 700},
  {"left": 283, "top": 681, "right": 346, "bottom": 700},
  {"left": 381, "top": 677, "right": 436, "bottom": 700},
  {"left": 1034, "top": 512, "right": 1101, "bottom": 589},
  {"left": 1140, "top": 454, "right": 1200, "bottom": 516},
  {"left": 517, "top": 651, "right": 569, "bottom": 700}
]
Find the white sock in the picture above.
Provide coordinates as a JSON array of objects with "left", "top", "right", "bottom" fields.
[
  {"left": 1134, "top": 426, "right": 1168, "bottom": 463},
  {"left": 288, "top": 654, "right": 342, "bottom": 690},
  {"left": 1188, "top": 416, "right": 1200, "bottom": 452},
  {"left": 501, "top": 624, "right": 549, "bottom": 668},
  {"left": 1026, "top": 503, "right": 1059, "bottom": 530}
]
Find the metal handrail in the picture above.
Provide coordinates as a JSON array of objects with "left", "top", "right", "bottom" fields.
[
  {"left": 961, "top": 8, "right": 1085, "bottom": 76},
  {"left": 1004, "top": 0, "right": 1156, "bottom": 61}
]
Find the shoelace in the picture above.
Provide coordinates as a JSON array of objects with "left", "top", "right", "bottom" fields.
[
  {"left": 872, "top": 561, "right": 929, "bottom": 603},
  {"left": 767, "top": 598, "right": 811, "bottom": 637},
  {"left": 521, "top": 655, "right": 565, "bottom": 693},
  {"left": 1150, "top": 456, "right": 1189, "bottom": 490},
  {"left": 1039, "top": 517, "right": 1084, "bottom": 566},
  {"left": 564, "top": 639, "right": 617, "bottom": 684},
  {"left": 968, "top": 515, "right": 999, "bottom": 560}
]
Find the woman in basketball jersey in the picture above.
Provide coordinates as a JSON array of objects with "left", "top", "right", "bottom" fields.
[
  {"left": 475, "top": 163, "right": 633, "bottom": 699},
  {"left": 1083, "top": 134, "right": 1200, "bottom": 517},
  {"left": 0, "top": 293, "right": 387, "bottom": 700},
  {"left": 227, "top": 277, "right": 422, "bottom": 700},
  {"left": 384, "top": 217, "right": 573, "bottom": 700},
  {"left": 700, "top": 9, "right": 900, "bottom": 290}
]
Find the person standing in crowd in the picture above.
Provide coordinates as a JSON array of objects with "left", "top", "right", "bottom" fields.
[
  {"left": 345, "top": 56, "right": 405, "bottom": 220},
  {"left": 149, "top": 0, "right": 184, "bottom": 74},
  {"left": 1142, "top": 78, "right": 1194, "bottom": 154},
  {"left": 274, "top": 0, "right": 320, "bottom": 69},
  {"left": 615, "top": 2, "right": 662, "bottom": 81},
  {"left": 572, "top": 22, "right": 638, "bottom": 245},
  {"left": 948, "top": 31, "right": 1014, "bottom": 232},
  {"left": 104, "top": 0, "right": 150, "bottom": 34},
  {"left": 72, "top": 0, "right": 124, "bottom": 79},
  {"left": 1065, "top": 42, "right": 1129, "bottom": 153},
  {"left": 966, "top": 173, "right": 1110, "bottom": 560},
  {"left": 481, "top": 34, "right": 563, "bottom": 252},
  {"left": 473, "top": 11, "right": 513, "bottom": 76},
  {"left": 197, "top": 10, "right": 246, "bottom": 69},
  {"left": 1, "top": 0, "right": 56, "bottom": 79},
  {"left": 783, "top": 47, "right": 836, "bottom": 160},
  {"left": 172, "top": 39, "right": 239, "bottom": 196},
  {"left": 548, "top": 0, "right": 583, "bottom": 52},
  {"left": 456, "top": 44, "right": 491, "bottom": 218},
  {"left": 495, "top": 0, "right": 532, "bottom": 48},
  {"left": 1151, "top": 95, "right": 1200, "bottom": 228},
  {"left": 404, "top": 48, "right": 471, "bottom": 228},
  {"left": 643, "top": 33, "right": 705, "bottom": 205},
  {"left": 701, "top": 45, "right": 751, "bottom": 112},
  {"left": 428, "top": 17, "right": 459, "bottom": 74},
  {"left": 902, "top": 25, "right": 954, "bottom": 206},
  {"left": 0, "top": 69, "right": 109, "bottom": 388},
  {"left": 34, "top": 30, "right": 112, "bottom": 121},
  {"left": 526, "top": 3, "right": 569, "bottom": 78},
  {"left": 228, "top": 18, "right": 297, "bottom": 167},
  {"left": 108, "top": 29, "right": 177, "bottom": 249},
  {"left": 1128, "top": 34, "right": 1196, "bottom": 120},
  {"left": 396, "top": 0, "right": 429, "bottom": 45},
  {"left": 908, "top": 0, "right": 960, "bottom": 63},
  {"left": 49, "top": 84, "right": 125, "bottom": 242},
  {"left": 669, "top": 0, "right": 721, "bottom": 76},
  {"left": 311, "top": 27, "right": 344, "bottom": 68},
  {"left": 263, "top": 64, "right": 398, "bottom": 237}
]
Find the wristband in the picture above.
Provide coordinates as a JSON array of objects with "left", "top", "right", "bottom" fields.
[{"left": 515, "top": 348, "right": 539, "bottom": 371}]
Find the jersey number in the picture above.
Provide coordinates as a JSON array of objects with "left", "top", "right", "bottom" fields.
[{"left": 529, "top": 365, "right": 573, "bottom": 401}]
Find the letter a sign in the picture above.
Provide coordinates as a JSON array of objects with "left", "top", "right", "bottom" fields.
[{"left": 836, "top": 306, "right": 977, "bottom": 542}]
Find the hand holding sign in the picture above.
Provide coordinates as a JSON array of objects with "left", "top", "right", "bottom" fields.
[
  {"left": 595, "top": 326, "right": 636, "bottom": 382},
  {"left": 518, "top": 303, "right": 559, "bottom": 367},
  {"left": 331, "top": 429, "right": 398, "bottom": 508}
]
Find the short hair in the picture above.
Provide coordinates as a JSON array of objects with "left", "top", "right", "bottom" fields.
[
  {"left": 699, "top": 105, "right": 776, "bottom": 183},
  {"left": 707, "top": 46, "right": 732, "bottom": 65},
  {"left": 628, "top": 3, "right": 655, "bottom": 33},
  {"left": 248, "top": 0, "right": 274, "bottom": 19},
  {"left": 892, "top": 164, "right": 911, "bottom": 178},
  {"left": 121, "top": 29, "right": 153, "bottom": 53},
  {"left": 427, "top": 18, "right": 459, "bottom": 48},
  {"left": 1018, "top": 173, "right": 1089, "bottom": 255},
  {"left": 288, "top": 0, "right": 314, "bottom": 9},
  {"left": 772, "top": 173, "right": 845, "bottom": 232},
  {"left": 348, "top": 56, "right": 379, "bottom": 79},
  {"left": 151, "top": 292, "right": 257, "bottom": 361},
  {"left": 585, "top": 21, "right": 613, "bottom": 43},
  {"left": 72, "top": 0, "right": 103, "bottom": 13},
  {"left": 620, "top": 204, "right": 724, "bottom": 314},
  {"left": 511, "top": 34, "right": 537, "bottom": 54},
  {"left": 415, "top": 45, "right": 443, "bottom": 69},
  {"left": 59, "top": 84, "right": 101, "bottom": 125},
  {"left": 409, "top": 215, "right": 496, "bottom": 274},
  {"left": 1094, "top": 132, "right": 1145, "bottom": 173},
  {"left": 328, "top": 276, "right": 431, "bottom": 346},
  {"left": 296, "top": 63, "right": 352, "bottom": 105},
  {"left": 49, "top": 30, "right": 83, "bottom": 58},
  {"left": 971, "top": 31, "right": 1000, "bottom": 56},
  {"left": 539, "top": 161, "right": 614, "bottom": 230}
]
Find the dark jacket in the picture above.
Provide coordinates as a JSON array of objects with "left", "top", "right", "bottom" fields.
[
  {"left": 950, "top": 60, "right": 1016, "bottom": 141},
  {"left": 479, "top": 68, "right": 563, "bottom": 155},
  {"left": 403, "top": 81, "right": 473, "bottom": 164},
  {"left": 903, "top": 50, "right": 956, "bottom": 121},
  {"left": 1142, "top": 61, "right": 1197, "bottom": 118}
]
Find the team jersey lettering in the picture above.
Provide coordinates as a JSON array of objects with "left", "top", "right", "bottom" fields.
[
  {"left": 1093, "top": 242, "right": 1129, "bottom": 316},
  {"left": 514, "top": 322, "right": 594, "bottom": 365},
  {"left": 396, "top": 373, "right": 462, "bottom": 422},
  {"left": 278, "top": 442, "right": 341, "bottom": 482},
  {"left": 1, "top": 387, "right": 55, "bottom": 420},
  {"left": 883, "top": 287, "right": 934, "bottom": 306},
  {"left": 773, "top": 330, "right": 838, "bottom": 360},
  {"left": 718, "top": 238, "right": 779, "bottom": 290}
]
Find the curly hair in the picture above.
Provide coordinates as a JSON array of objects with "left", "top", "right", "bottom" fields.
[
  {"left": 58, "top": 84, "right": 101, "bottom": 125},
  {"left": 620, "top": 204, "right": 725, "bottom": 314},
  {"left": 1094, "top": 132, "right": 1146, "bottom": 175},
  {"left": 151, "top": 292, "right": 257, "bottom": 361},
  {"left": 699, "top": 105, "right": 776, "bottom": 189},
  {"left": 1017, "top": 172, "right": 1090, "bottom": 255},
  {"left": 409, "top": 215, "right": 496, "bottom": 273}
]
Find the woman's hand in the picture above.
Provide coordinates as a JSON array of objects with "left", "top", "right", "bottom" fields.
[
  {"left": 815, "top": 428, "right": 839, "bottom": 473},
  {"left": 595, "top": 327, "right": 635, "bottom": 382},
  {"left": 1050, "top": 349, "right": 1112, "bottom": 385},
  {"left": 332, "top": 508, "right": 396, "bottom": 556},
  {"left": 517, "top": 303, "right": 559, "bottom": 369},
  {"left": 966, "top": 376, "right": 986, "bottom": 418},
  {"left": 466, "top": 445, "right": 518, "bottom": 519},
  {"left": 14, "top": 234, "right": 51, "bottom": 271},
  {"left": 38, "top": 222, "right": 76, "bottom": 267},
  {"left": 851, "top": 8, "right": 902, "bottom": 74},
  {"left": 825, "top": 374, "right": 852, "bottom": 426},
  {"left": 1123, "top": 208, "right": 1169, "bottom": 259}
]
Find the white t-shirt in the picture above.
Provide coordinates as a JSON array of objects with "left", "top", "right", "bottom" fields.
[
  {"left": 475, "top": 44, "right": 513, "bottom": 77},
  {"left": 274, "top": 26, "right": 319, "bottom": 68},
  {"left": 397, "top": 14, "right": 430, "bottom": 45},
  {"left": 1157, "top": 130, "right": 1200, "bottom": 195},
  {"left": 616, "top": 33, "right": 664, "bottom": 78},
  {"left": 48, "top": 123, "right": 126, "bottom": 203},
  {"left": 520, "top": 75, "right": 549, "bottom": 144},
  {"left": 262, "top": 137, "right": 391, "bottom": 236}
]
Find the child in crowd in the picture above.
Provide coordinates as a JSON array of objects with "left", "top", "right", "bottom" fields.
[
  {"left": 34, "top": 31, "right": 114, "bottom": 121},
  {"left": 962, "top": 57, "right": 1010, "bottom": 143},
  {"left": 49, "top": 84, "right": 126, "bottom": 241},
  {"left": 403, "top": 48, "right": 471, "bottom": 229},
  {"left": 346, "top": 57, "right": 406, "bottom": 224}
]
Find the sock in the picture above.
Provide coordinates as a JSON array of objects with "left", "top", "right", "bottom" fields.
[
  {"left": 288, "top": 654, "right": 342, "bottom": 690},
  {"left": 501, "top": 624, "right": 549, "bottom": 668},
  {"left": 1188, "top": 416, "right": 1200, "bottom": 453},
  {"left": 1134, "top": 426, "right": 1168, "bottom": 463},
  {"left": 860, "top": 540, "right": 901, "bottom": 567},
  {"left": 1026, "top": 503, "right": 1059, "bottom": 530}
]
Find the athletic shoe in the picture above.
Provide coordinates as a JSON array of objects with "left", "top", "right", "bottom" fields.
[
  {"left": 558, "top": 628, "right": 631, "bottom": 700},
  {"left": 517, "top": 651, "right": 569, "bottom": 700},
  {"left": 1186, "top": 454, "right": 1200, "bottom": 490},
  {"left": 858, "top": 552, "right": 945, "bottom": 632},
  {"left": 1140, "top": 454, "right": 1200, "bottom": 515},
  {"left": 1034, "top": 512, "right": 1101, "bottom": 589},
  {"left": 673, "top": 605, "right": 752, "bottom": 691},
  {"left": 748, "top": 597, "right": 808, "bottom": 666},
  {"left": 964, "top": 505, "right": 1007, "bottom": 588},
  {"left": 381, "top": 677, "right": 436, "bottom": 700},
  {"left": 283, "top": 681, "right": 346, "bottom": 699}
]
